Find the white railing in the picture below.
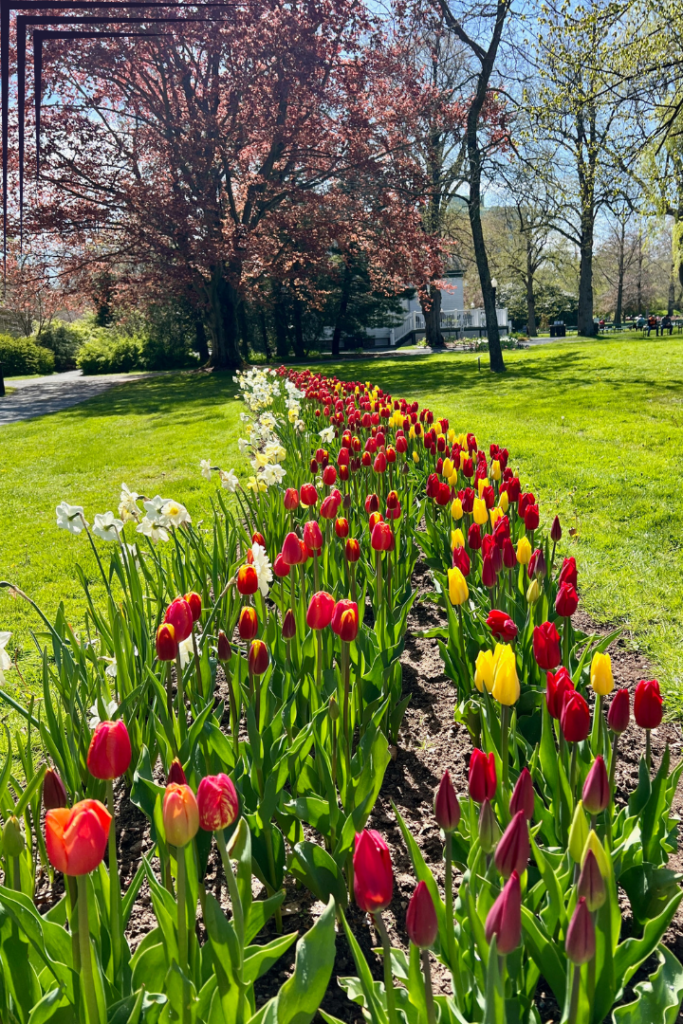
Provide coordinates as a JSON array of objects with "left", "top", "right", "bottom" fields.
[{"left": 387, "top": 308, "right": 508, "bottom": 346}]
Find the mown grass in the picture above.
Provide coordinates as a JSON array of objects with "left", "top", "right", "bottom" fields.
[{"left": 1, "top": 333, "right": 683, "bottom": 713}]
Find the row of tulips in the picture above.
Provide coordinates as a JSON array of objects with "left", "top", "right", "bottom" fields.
[{"left": 0, "top": 364, "right": 681, "bottom": 1023}]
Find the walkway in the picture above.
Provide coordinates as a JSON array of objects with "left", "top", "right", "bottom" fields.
[{"left": 0, "top": 370, "right": 160, "bottom": 426}]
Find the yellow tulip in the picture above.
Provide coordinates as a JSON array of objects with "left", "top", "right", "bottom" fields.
[
  {"left": 489, "top": 506, "right": 502, "bottom": 528},
  {"left": 451, "top": 528, "right": 465, "bottom": 549},
  {"left": 475, "top": 649, "right": 495, "bottom": 693},
  {"left": 590, "top": 652, "right": 614, "bottom": 696},
  {"left": 491, "top": 644, "right": 520, "bottom": 705},
  {"left": 526, "top": 579, "right": 540, "bottom": 604},
  {"left": 477, "top": 477, "right": 489, "bottom": 497},
  {"left": 499, "top": 491, "right": 509, "bottom": 513},
  {"left": 409, "top": 425, "right": 416, "bottom": 439},
  {"left": 448, "top": 472, "right": 458, "bottom": 487},
  {"left": 581, "top": 830, "right": 610, "bottom": 879},
  {"left": 442, "top": 458, "right": 454, "bottom": 478},
  {"left": 448, "top": 566, "right": 469, "bottom": 606},
  {"left": 473, "top": 497, "right": 488, "bottom": 525},
  {"left": 451, "top": 498, "right": 463, "bottom": 520},
  {"left": 447, "top": 428, "right": 455, "bottom": 443},
  {"left": 434, "top": 421, "right": 443, "bottom": 436},
  {"left": 568, "top": 801, "right": 589, "bottom": 863},
  {"left": 412, "top": 451, "right": 420, "bottom": 464},
  {"left": 492, "top": 460, "right": 501, "bottom": 481},
  {"left": 516, "top": 536, "right": 532, "bottom": 565}
]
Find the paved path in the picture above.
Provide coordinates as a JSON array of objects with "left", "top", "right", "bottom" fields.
[{"left": 0, "top": 370, "right": 160, "bottom": 426}]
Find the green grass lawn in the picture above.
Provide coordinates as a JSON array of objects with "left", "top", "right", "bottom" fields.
[{"left": 2, "top": 334, "right": 683, "bottom": 713}]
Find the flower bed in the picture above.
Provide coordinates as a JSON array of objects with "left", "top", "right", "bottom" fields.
[{"left": 0, "top": 365, "right": 681, "bottom": 1024}]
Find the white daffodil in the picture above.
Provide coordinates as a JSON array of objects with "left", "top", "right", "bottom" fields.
[
  {"left": 56, "top": 501, "right": 88, "bottom": 534},
  {"left": 295, "top": 419, "right": 305, "bottom": 433},
  {"left": 239, "top": 412, "right": 251, "bottom": 423},
  {"left": 92, "top": 511, "right": 124, "bottom": 542},
  {"left": 220, "top": 469, "right": 239, "bottom": 492},
  {"left": 102, "top": 656, "right": 117, "bottom": 678},
  {"left": 178, "top": 635, "right": 197, "bottom": 669},
  {"left": 160, "top": 500, "right": 191, "bottom": 528},
  {"left": 0, "top": 632, "right": 11, "bottom": 681},
  {"left": 288, "top": 406, "right": 299, "bottom": 423},
  {"left": 319, "top": 426, "right": 335, "bottom": 443},
  {"left": 237, "top": 438, "right": 251, "bottom": 456},
  {"left": 251, "top": 542, "right": 272, "bottom": 597},
  {"left": 260, "top": 463, "right": 286, "bottom": 487},
  {"left": 120, "top": 482, "right": 139, "bottom": 503},
  {"left": 88, "top": 699, "right": 118, "bottom": 729},
  {"left": 200, "top": 459, "right": 212, "bottom": 481},
  {"left": 136, "top": 516, "right": 169, "bottom": 543},
  {"left": 143, "top": 495, "right": 168, "bottom": 522}
]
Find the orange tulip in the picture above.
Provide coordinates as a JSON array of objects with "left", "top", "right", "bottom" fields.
[
  {"left": 45, "top": 799, "right": 111, "bottom": 876},
  {"left": 162, "top": 783, "right": 199, "bottom": 847}
]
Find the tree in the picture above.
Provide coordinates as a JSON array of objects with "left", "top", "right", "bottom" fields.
[
  {"left": 22, "top": 0, "right": 440, "bottom": 369},
  {"left": 3, "top": 242, "right": 71, "bottom": 336}
]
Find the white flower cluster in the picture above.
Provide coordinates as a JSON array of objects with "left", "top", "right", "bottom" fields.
[
  {"left": 234, "top": 367, "right": 282, "bottom": 412},
  {"left": 56, "top": 485, "right": 191, "bottom": 546}
]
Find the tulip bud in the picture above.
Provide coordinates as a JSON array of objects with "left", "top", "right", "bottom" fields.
[
  {"left": 582, "top": 756, "right": 609, "bottom": 816},
  {"left": 406, "top": 881, "right": 438, "bottom": 949},
  {"left": 485, "top": 870, "right": 521, "bottom": 955},
  {"left": 634, "top": 678, "right": 663, "bottom": 730},
  {"left": 330, "top": 599, "right": 359, "bottom": 642},
  {"left": 495, "top": 810, "right": 529, "bottom": 879},
  {"left": 303, "top": 520, "right": 324, "bottom": 552},
  {"left": 282, "top": 609, "right": 296, "bottom": 640},
  {"left": 156, "top": 622, "right": 178, "bottom": 661},
  {"left": 550, "top": 515, "right": 562, "bottom": 542},
  {"left": 491, "top": 644, "right": 520, "bottom": 707},
  {"left": 577, "top": 849, "right": 606, "bottom": 912},
  {"left": 434, "top": 770, "right": 460, "bottom": 833},
  {"left": 516, "top": 536, "right": 531, "bottom": 565},
  {"left": 590, "top": 652, "right": 614, "bottom": 696},
  {"left": 345, "top": 538, "right": 361, "bottom": 563},
  {"left": 167, "top": 758, "right": 187, "bottom": 786},
  {"left": 283, "top": 487, "right": 299, "bottom": 511},
  {"left": 555, "top": 581, "right": 579, "bottom": 618},
  {"left": 448, "top": 566, "right": 469, "bottom": 606},
  {"left": 217, "top": 630, "right": 232, "bottom": 662},
  {"left": 2, "top": 815, "right": 25, "bottom": 857},
  {"left": 529, "top": 548, "right": 546, "bottom": 580},
  {"left": 533, "top": 621, "right": 561, "bottom": 670},
  {"left": 162, "top": 783, "right": 199, "bottom": 847},
  {"left": 469, "top": 748, "right": 497, "bottom": 802},
  {"left": 238, "top": 606, "right": 259, "bottom": 641},
  {"left": 273, "top": 553, "right": 290, "bottom": 577},
  {"left": 478, "top": 798, "right": 499, "bottom": 854},
  {"left": 184, "top": 591, "right": 202, "bottom": 623},
  {"left": 282, "top": 532, "right": 304, "bottom": 566},
  {"left": 509, "top": 767, "right": 534, "bottom": 820},
  {"left": 248, "top": 640, "right": 269, "bottom": 676},
  {"left": 474, "top": 650, "right": 495, "bottom": 694},
  {"left": 561, "top": 690, "right": 590, "bottom": 743},
  {"left": 526, "top": 578, "right": 540, "bottom": 604},
  {"left": 43, "top": 768, "right": 68, "bottom": 810},
  {"left": 335, "top": 517, "right": 349, "bottom": 539},
  {"left": 353, "top": 829, "right": 393, "bottom": 913},
  {"left": 581, "top": 829, "right": 610, "bottom": 880},
  {"left": 197, "top": 773, "right": 239, "bottom": 831},
  {"left": 565, "top": 897, "right": 595, "bottom": 965},
  {"left": 607, "top": 688, "right": 630, "bottom": 735},
  {"left": 307, "top": 591, "right": 336, "bottom": 630},
  {"left": 568, "top": 800, "right": 589, "bottom": 863},
  {"left": 328, "top": 695, "right": 340, "bottom": 721},
  {"left": 87, "top": 719, "right": 132, "bottom": 781}
]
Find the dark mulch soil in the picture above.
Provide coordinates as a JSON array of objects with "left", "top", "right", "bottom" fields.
[{"left": 34, "top": 562, "right": 683, "bottom": 1023}]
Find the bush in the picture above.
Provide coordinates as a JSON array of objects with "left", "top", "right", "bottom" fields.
[
  {"left": 37, "top": 322, "right": 86, "bottom": 371},
  {"left": 0, "top": 334, "right": 55, "bottom": 376},
  {"left": 77, "top": 335, "right": 143, "bottom": 375}
]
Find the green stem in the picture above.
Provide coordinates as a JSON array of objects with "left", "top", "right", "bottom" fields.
[
  {"left": 421, "top": 949, "right": 437, "bottom": 1024},
  {"left": 216, "top": 831, "right": 244, "bottom": 953},
  {"left": 77, "top": 875, "right": 101, "bottom": 1024},
  {"left": 646, "top": 729, "right": 652, "bottom": 773},
  {"left": 316, "top": 629, "right": 323, "bottom": 691},
  {"left": 570, "top": 742, "right": 578, "bottom": 805},
  {"left": 191, "top": 630, "right": 204, "bottom": 701},
  {"left": 175, "top": 652, "right": 187, "bottom": 742},
  {"left": 568, "top": 963, "right": 581, "bottom": 1024},
  {"left": 106, "top": 780, "right": 122, "bottom": 983},
  {"left": 445, "top": 833, "right": 466, "bottom": 1007},
  {"left": 176, "top": 845, "right": 190, "bottom": 1024},
  {"left": 501, "top": 704, "right": 510, "bottom": 792},
  {"left": 224, "top": 662, "right": 239, "bottom": 757},
  {"left": 342, "top": 641, "right": 351, "bottom": 772},
  {"left": 608, "top": 732, "right": 619, "bottom": 792},
  {"left": 373, "top": 912, "right": 399, "bottom": 1024},
  {"left": 563, "top": 616, "right": 571, "bottom": 669},
  {"left": 66, "top": 875, "right": 81, "bottom": 973}
]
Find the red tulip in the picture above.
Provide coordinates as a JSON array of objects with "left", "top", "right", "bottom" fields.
[
  {"left": 582, "top": 756, "right": 609, "bottom": 815},
  {"left": 307, "top": 591, "right": 336, "bottom": 630},
  {"left": 482, "top": 554, "right": 497, "bottom": 588},
  {"left": 184, "top": 591, "right": 202, "bottom": 623},
  {"left": 283, "top": 487, "right": 299, "bottom": 511},
  {"left": 371, "top": 521, "right": 394, "bottom": 552},
  {"left": 248, "top": 640, "right": 269, "bottom": 676},
  {"left": 282, "top": 532, "right": 303, "bottom": 566},
  {"left": 533, "top": 622, "right": 561, "bottom": 670},
  {"left": 485, "top": 870, "right": 521, "bottom": 954},
  {"left": 528, "top": 548, "right": 546, "bottom": 579},
  {"left": 509, "top": 767, "right": 534, "bottom": 820},
  {"left": 546, "top": 667, "right": 574, "bottom": 719},
  {"left": 320, "top": 495, "right": 339, "bottom": 520},
  {"left": 634, "top": 679, "right": 663, "bottom": 730},
  {"left": 331, "top": 600, "right": 359, "bottom": 642},
  {"left": 300, "top": 483, "right": 318, "bottom": 507},
  {"left": 565, "top": 897, "right": 595, "bottom": 965},
  {"left": 452, "top": 545, "right": 471, "bottom": 577},
  {"left": 555, "top": 582, "right": 579, "bottom": 617},
  {"left": 607, "top": 688, "right": 630, "bottom": 735},
  {"left": 167, "top": 758, "right": 187, "bottom": 785},
  {"left": 502, "top": 537, "right": 516, "bottom": 569},
  {"left": 434, "top": 770, "right": 460, "bottom": 832},
  {"left": 156, "top": 622, "right": 177, "bottom": 660},
  {"left": 550, "top": 515, "right": 562, "bottom": 542},
  {"left": 282, "top": 609, "right": 297, "bottom": 640},
  {"left": 236, "top": 564, "right": 259, "bottom": 596},
  {"left": 87, "top": 719, "right": 132, "bottom": 780},
  {"left": 273, "top": 552, "right": 290, "bottom": 577},
  {"left": 469, "top": 749, "right": 497, "bottom": 803},
  {"left": 353, "top": 829, "right": 393, "bottom": 913},
  {"left": 43, "top": 768, "right": 68, "bottom": 811},
  {"left": 386, "top": 490, "right": 399, "bottom": 510},
  {"left": 559, "top": 556, "right": 577, "bottom": 589},
  {"left": 303, "top": 520, "right": 323, "bottom": 552},
  {"left": 365, "top": 493, "right": 380, "bottom": 514},
  {"left": 561, "top": 690, "right": 590, "bottom": 743},
  {"left": 495, "top": 810, "right": 529, "bottom": 878},
  {"left": 335, "top": 517, "right": 349, "bottom": 538},
  {"left": 345, "top": 538, "right": 360, "bottom": 563},
  {"left": 197, "top": 774, "right": 239, "bottom": 831},
  {"left": 238, "top": 606, "right": 258, "bottom": 640},
  {"left": 162, "top": 783, "right": 199, "bottom": 847},
  {"left": 467, "top": 523, "right": 482, "bottom": 550},
  {"left": 164, "top": 598, "right": 193, "bottom": 642},
  {"left": 487, "top": 609, "right": 517, "bottom": 643},
  {"left": 46, "top": 799, "right": 111, "bottom": 875},
  {"left": 251, "top": 531, "right": 266, "bottom": 548},
  {"left": 524, "top": 504, "right": 539, "bottom": 531},
  {"left": 406, "top": 881, "right": 438, "bottom": 948},
  {"left": 217, "top": 630, "right": 232, "bottom": 662},
  {"left": 322, "top": 465, "right": 337, "bottom": 486}
]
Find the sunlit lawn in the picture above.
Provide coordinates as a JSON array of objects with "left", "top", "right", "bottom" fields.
[{"left": 2, "top": 331, "right": 683, "bottom": 713}]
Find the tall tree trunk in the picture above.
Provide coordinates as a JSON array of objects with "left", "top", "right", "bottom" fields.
[
  {"left": 194, "top": 318, "right": 209, "bottom": 363},
  {"left": 259, "top": 311, "right": 272, "bottom": 358},
  {"left": 420, "top": 284, "right": 445, "bottom": 348},
  {"left": 331, "top": 265, "right": 352, "bottom": 357},
  {"left": 467, "top": 122, "right": 504, "bottom": 371},
  {"left": 576, "top": 210, "right": 595, "bottom": 336},
  {"left": 668, "top": 264, "right": 675, "bottom": 316},
  {"left": 525, "top": 246, "right": 537, "bottom": 336},
  {"left": 207, "top": 266, "right": 242, "bottom": 369},
  {"left": 292, "top": 300, "right": 305, "bottom": 360},
  {"left": 237, "top": 299, "right": 252, "bottom": 362},
  {"left": 614, "top": 221, "right": 625, "bottom": 328},
  {"left": 637, "top": 230, "right": 643, "bottom": 313},
  {"left": 273, "top": 292, "right": 290, "bottom": 359}
]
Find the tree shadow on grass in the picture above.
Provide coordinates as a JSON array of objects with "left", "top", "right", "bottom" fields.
[{"left": 63, "top": 371, "right": 242, "bottom": 421}]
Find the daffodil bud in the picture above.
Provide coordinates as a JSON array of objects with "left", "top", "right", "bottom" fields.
[{"left": 568, "top": 800, "right": 589, "bottom": 863}]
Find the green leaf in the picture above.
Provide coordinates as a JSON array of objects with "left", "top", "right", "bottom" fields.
[
  {"left": 612, "top": 945, "right": 683, "bottom": 1024},
  {"left": 338, "top": 908, "right": 389, "bottom": 1024},
  {"left": 521, "top": 906, "right": 567, "bottom": 1004},
  {"left": 243, "top": 933, "right": 298, "bottom": 984},
  {"left": 289, "top": 841, "right": 348, "bottom": 909},
  {"left": 483, "top": 935, "right": 505, "bottom": 1024},
  {"left": 274, "top": 897, "right": 337, "bottom": 1024},
  {"left": 614, "top": 891, "right": 683, "bottom": 987}
]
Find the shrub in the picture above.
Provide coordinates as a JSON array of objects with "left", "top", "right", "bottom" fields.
[
  {"left": 37, "top": 321, "right": 86, "bottom": 371},
  {"left": 0, "top": 334, "right": 55, "bottom": 376},
  {"left": 77, "top": 335, "right": 143, "bottom": 375}
]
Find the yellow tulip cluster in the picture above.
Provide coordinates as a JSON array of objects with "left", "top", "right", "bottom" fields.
[{"left": 475, "top": 644, "right": 520, "bottom": 705}]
